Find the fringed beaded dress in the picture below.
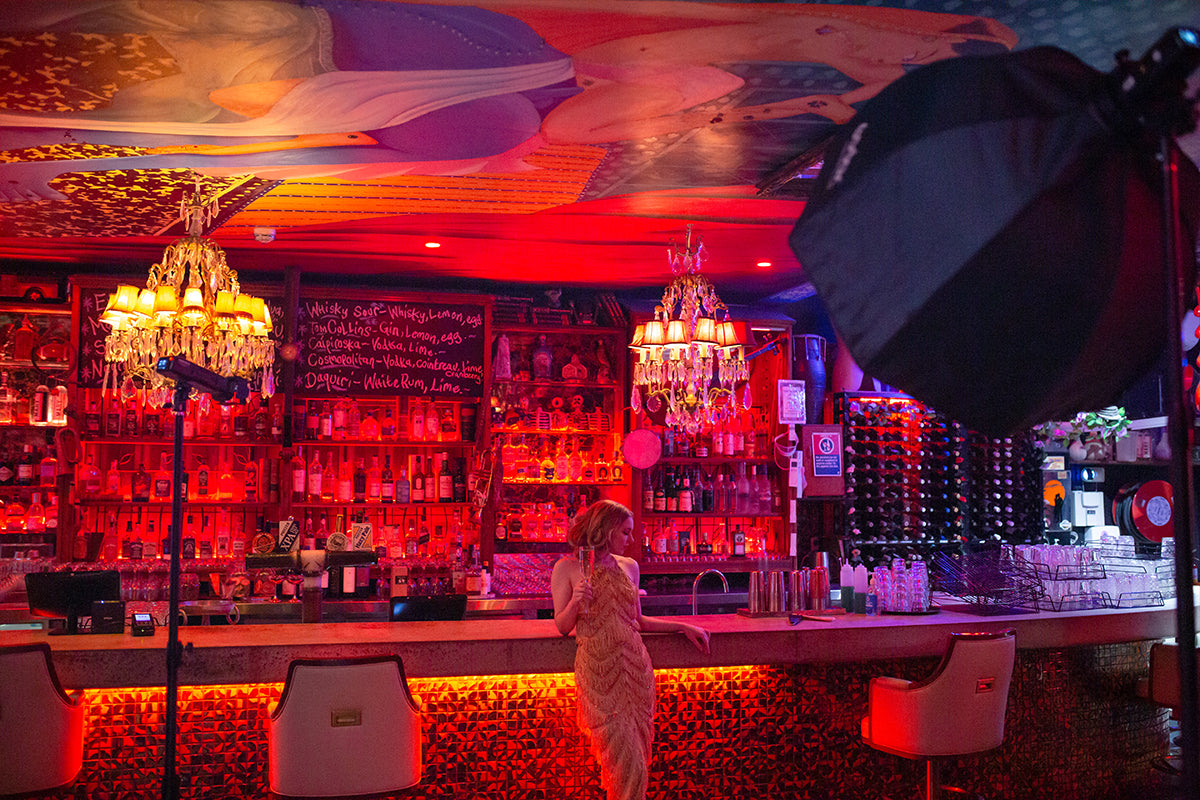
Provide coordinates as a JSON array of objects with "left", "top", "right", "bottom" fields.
[{"left": 574, "top": 561, "right": 656, "bottom": 800}]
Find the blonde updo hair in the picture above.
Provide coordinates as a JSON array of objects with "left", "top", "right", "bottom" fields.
[{"left": 567, "top": 500, "right": 632, "bottom": 551}]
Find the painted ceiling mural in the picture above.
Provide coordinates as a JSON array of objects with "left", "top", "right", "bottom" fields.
[{"left": 0, "top": 0, "right": 1197, "bottom": 295}]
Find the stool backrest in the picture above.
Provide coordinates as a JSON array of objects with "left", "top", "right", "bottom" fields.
[
  {"left": 1146, "top": 642, "right": 1199, "bottom": 710},
  {"left": 0, "top": 643, "right": 84, "bottom": 796},
  {"left": 268, "top": 655, "right": 421, "bottom": 798},
  {"left": 908, "top": 630, "right": 1016, "bottom": 755}
]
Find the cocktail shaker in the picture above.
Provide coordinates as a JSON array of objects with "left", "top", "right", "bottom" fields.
[
  {"left": 809, "top": 567, "right": 830, "bottom": 610},
  {"left": 767, "top": 570, "right": 785, "bottom": 613},
  {"left": 749, "top": 571, "right": 765, "bottom": 613},
  {"left": 788, "top": 570, "right": 808, "bottom": 612}
]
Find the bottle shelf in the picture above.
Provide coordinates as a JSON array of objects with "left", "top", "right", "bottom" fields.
[
  {"left": 492, "top": 427, "right": 614, "bottom": 436},
  {"left": 0, "top": 422, "right": 67, "bottom": 430},
  {"left": 501, "top": 479, "right": 623, "bottom": 487},
  {"left": 82, "top": 436, "right": 280, "bottom": 446},
  {"left": 0, "top": 483, "right": 55, "bottom": 492},
  {"left": 79, "top": 499, "right": 272, "bottom": 508},
  {"left": 641, "top": 511, "right": 782, "bottom": 520},
  {"left": 653, "top": 456, "right": 774, "bottom": 466},
  {"left": 289, "top": 501, "right": 472, "bottom": 510},
  {"left": 493, "top": 378, "right": 618, "bottom": 390},
  {"left": 293, "top": 438, "right": 476, "bottom": 447}
]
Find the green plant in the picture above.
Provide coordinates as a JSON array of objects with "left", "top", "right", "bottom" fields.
[{"left": 1033, "top": 406, "right": 1131, "bottom": 449}]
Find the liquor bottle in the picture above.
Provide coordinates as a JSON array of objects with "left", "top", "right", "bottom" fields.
[
  {"left": 181, "top": 399, "right": 196, "bottom": 439},
  {"left": 555, "top": 443, "right": 569, "bottom": 484},
  {"left": 757, "top": 467, "right": 774, "bottom": 515},
  {"left": 347, "top": 400, "right": 361, "bottom": 440},
  {"left": 132, "top": 462, "right": 152, "bottom": 502},
  {"left": 679, "top": 474, "right": 693, "bottom": 513},
  {"left": 25, "top": 492, "right": 46, "bottom": 533},
  {"left": 5, "top": 494, "right": 25, "bottom": 532},
  {"left": 381, "top": 406, "right": 398, "bottom": 440},
  {"left": 302, "top": 512, "right": 317, "bottom": 550},
  {"left": 336, "top": 453, "right": 354, "bottom": 503},
  {"left": 321, "top": 452, "right": 335, "bottom": 501},
  {"left": 243, "top": 454, "right": 260, "bottom": 502},
  {"left": 123, "top": 394, "right": 141, "bottom": 438},
  {"left": 381, "top": 455, "right": 395, "bottom": 503},
  {"left": 653, "top": 469, "right": 666, "bottom": 512},
  {"left": 425, "top": 456, "right": 437, "bottom": 503},
  {"left": 218, "top": 402, "right": 234, "bottom": 438},
  {"left": 438, "top": 453, "right": 453, "bottom": 503},
  {"left": 30, "top": 379, "right": 50, "bottom": 426},
  {"left": 610, "top": 448, "right": 624, "bottom": 483},
  {"left": 352, "top": 457, "right": 367, "bottom": 502},
  {"left": 367, "top": 456, "right": 382, "bottom": 503},
  {"left": 196, "top": 457, "right": 211, "bottom": 500},
  {"left": 251, "top": 397, "right": 268, "bottom": 438},
  {"left": 424, "top": 400, "right": 440, "bottom": 441},
  {"left": 270, "top": 396, "right": 284, "bottom": 439},
  {"left": 735, "top": 464, "right": 752, "bottom": 514},
  {"left": 104, "top": 459, "right": 122, "bottom": 499},
  {"left": 453, "top": 459, "right": 467, "bottom": 503},
  {"left": 153, "top": 452, "right": 172, "bottom": 500},
  {"left": 82, "top": 394, "right": 101, "bottom": 436},
  {"left": 532, "top": 334, "right": 553, "bottom": 379},
  {"left": 292, "top": 446, "right": 308, "bottom": 502},
  {"left": 539, "top": 440, "right": 555, "bottom": 482},
  {"left": 332, "top": 398, "right": 348, "bottom": 440},
  {"left": 410, "top": 399, "right": 425, "bottom": 441},
  {"left": 359, "top": 411, "right": 380, "bottom": 441},
  {"left": 266, "top": 455, "right": 280, "bottom": 504},
  {"left": 396, "top": 466, "right": 411, "bottom": 504},
  {"left": 411, "top": 456, "right": 425, "bottom": 502},
  {"left": 319, "top": 401, "right": 334, "bottom": 439},
  {"left": 77, "top": 454, "right": 101, "bottom": 498},
  {"left": 12, "top": 445, "right": 32, "bottom": 488},
  {"left": 197, "top": 393, "right": 216, "bottom": 438},
  {"left": 568, "top": 440, "right": 584, "bottom": 482},
  {"left": 664, "top": 467, "right": 678, "bottom": 512},
  {"left": 439, "top": 405, "right": 458, "bottom": 441},
  {"left": 0, "top": 371, "right": 12, "bottom": 425},
  {"left": 39, "top": 445, "right": 57, "bottom": 487},
  {"left": 701, "top": 470, "right": 715, "bottom": 513},
  {"left": 218, "top": 460, "right": 238, "bottom": 501},
  {"left": 304, "top": 400, "right": 320, "bottom": 440}
]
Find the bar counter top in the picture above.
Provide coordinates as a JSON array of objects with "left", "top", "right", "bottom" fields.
[{"left": 3, "top": 595, "right": 1192, "bottom": 688}]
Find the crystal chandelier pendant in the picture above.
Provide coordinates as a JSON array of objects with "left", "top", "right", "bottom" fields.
[{"left": 627, "top": 224, "right": 750, "bottom": 432}]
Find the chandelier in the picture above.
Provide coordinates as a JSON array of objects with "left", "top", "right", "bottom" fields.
[
  {"left": 100, "top": 180, "right": 276, "bottom": 399},
  {"left": 629, "top": 225, "right": 750, "bottom": 433}
]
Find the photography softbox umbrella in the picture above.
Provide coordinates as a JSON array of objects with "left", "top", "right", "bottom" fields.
[
  {"left": 791, "top": 29, "right": 1200, "bottom": 799},
  {"left": 790, "top": 36, "right": 1200, "bottom": 436}
]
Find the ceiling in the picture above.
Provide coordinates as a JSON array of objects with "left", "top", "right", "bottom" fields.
[{"left": 0, "top": 0, "right": 1198, "bottom": 304}]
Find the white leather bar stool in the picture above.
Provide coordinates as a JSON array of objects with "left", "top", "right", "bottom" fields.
[
  {"left": 0, "top": 643, "right": 84, "bottom": 797},
  {"left": 267, "top": 654, "right": 422, "bottom": 799},
  {"left": 861, "top": 630, "right": 1016, "bottom": 800}
]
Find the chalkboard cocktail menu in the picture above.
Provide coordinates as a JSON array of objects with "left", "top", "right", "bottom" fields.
[{"left": 296, "top": 297, "right": 485, "bottom": 397}]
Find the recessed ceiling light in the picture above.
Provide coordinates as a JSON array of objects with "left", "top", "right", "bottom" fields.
[
  {"left": 756, "top": 260, "right": 772, "bottom": 268},
  {"left": 424, "top": 241, "right": 441, "bottom": 249}
]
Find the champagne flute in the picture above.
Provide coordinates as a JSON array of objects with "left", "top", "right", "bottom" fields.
[{"left": 577, "top": 545, "right": 595, "bottom": 614}]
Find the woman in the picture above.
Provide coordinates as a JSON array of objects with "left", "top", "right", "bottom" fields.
[{"left": 551, "top": 500, "right": 710, "bottom": 800}]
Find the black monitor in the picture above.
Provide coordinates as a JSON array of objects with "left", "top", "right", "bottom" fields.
[{"left": 25, "top": 570, "right": 122, "bottom": 635}]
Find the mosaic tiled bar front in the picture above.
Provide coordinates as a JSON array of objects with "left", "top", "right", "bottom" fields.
[{"left": 34, "top": 643, "right": 1165, "bottom": 800}]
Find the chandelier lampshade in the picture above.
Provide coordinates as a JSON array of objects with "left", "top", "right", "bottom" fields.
[
  {"left": 101, "top": 180, "right": 276, "bottom": 398},
  {"left": 629, "top": 225, "right": 749, "bottom": 433}
]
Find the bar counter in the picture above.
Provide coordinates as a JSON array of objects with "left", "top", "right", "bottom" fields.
[
  {"left": 5, "top": 598, "right": 1192, "bottom": 800},
  {"left": 2, "top": 597, "right": 1186, "bottom": 687}
]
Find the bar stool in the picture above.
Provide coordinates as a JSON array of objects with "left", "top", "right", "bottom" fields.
[
  {"left": 0, "top": 643, "right": 84, "bottom": 796},
  {"left": 861, "top": 630, "right": 1016, "bottom": 800},
  {"left": 267, "top": 655, "right": 422, "bottom": 799},
  {"left": 1135, "top": 641, "right": 1198, "bottom": 774}
]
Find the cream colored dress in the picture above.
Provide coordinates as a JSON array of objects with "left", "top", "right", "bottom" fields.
[{"left": 574, "top": 562, "right": 655, "bottom": 800}]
